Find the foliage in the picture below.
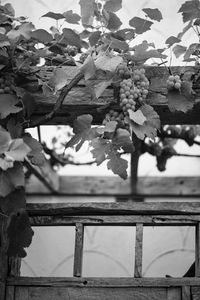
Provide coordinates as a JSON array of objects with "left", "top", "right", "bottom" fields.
[{"left": 0, "top": 0, "right": 199, "bottom": 257}]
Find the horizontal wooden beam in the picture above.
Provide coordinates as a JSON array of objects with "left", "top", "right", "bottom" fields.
[
  {"left": 6, "top": 276, "right": 200, "bottom": 287},
  {"left": 26, "top": 175, "right": 200, "bottom": 197},
  {"left": 25, "top": 66, "right": 200, "bottom": 126},
  {"left": 27, "top": 202, "right": 200, "bottom": 216}
]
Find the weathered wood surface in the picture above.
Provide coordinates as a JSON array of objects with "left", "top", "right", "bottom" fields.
[
  {"left": 7, "top": 277, "right": 200, "bottom": 287},
  {"left": 14, "top": 286, "right": 169, "bottom": 300},
  {"left": 29, "top": 214, "right": 200, "bottom": 226},
  {"left": 26, "top": 175, "right": 200, "bottom": 197},
  {"left": 73, "top": 223, "right": 84, "bottom": 277},
  {"left": 166, "top": 288, "right": 181, "bottom": 300},
  {"left": 5, "top": 286, "right": 14, "bottom": 300},
  {"left": 181, "top": 286, "right": 191, "bottom": 300},
  {"left": 134, "top": 224, "right": 143, "bottom": 277},
  {"left": 0, "top": 217, "right": 8, "bottom": 300},
  {"left": 195, "top": 223, "right": 200, "bottom": 277},
  {"left": 27, "top": 202, "right": 200, "bottom": 216},
  {"left": 25, "top": 66, "right": 200, "bottom": 126}
]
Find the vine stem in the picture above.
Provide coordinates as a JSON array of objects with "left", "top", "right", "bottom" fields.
[{"left": 29, "top": 71, "right": 84, "bottom": 128}]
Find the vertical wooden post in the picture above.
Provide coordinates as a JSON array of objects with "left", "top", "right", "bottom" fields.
[
  {"left": 181, "top": 286, "right": 191, "bottom": 300},
  {"left": 134, "top": 223, "right": 143, "bottom": 278},
  {"left": 73, "top": 223, "right": 84, "bottom": 277},
  {"left": 131, "top": 135, "right": 143, "bottom": 201},
  {"left": 0, "top": 216, "right": 8, "bottom": 300},
  {"left": 195, "top": 223, "right": 200, "bottom": 277}
]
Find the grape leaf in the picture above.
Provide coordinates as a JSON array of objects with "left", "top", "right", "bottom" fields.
[
  {"left": 0, "top": 125, "right": 11, "bottom": 154},
  {"left": 110, "top": 37, "right": 129, "bottom": 51},
  {"left": 107, "top": 12, "right": 122, "bottom": 31},
  {"left": 0, "top": 162, "right": 24, "bottom": 197},
  {"left": 129, "top": 104, "right": 160, "bottom": 140},
  {"left": 23, "top": 133, "right": 45, "bottom": 166},
  {"left": 89, "top": 31, "right": 101, "bottom": 46},
  {"left": 4, "top": 138, "right": 31, "bottom": 163},
  {"left": 128, "top": 109, "right": 146, "bottom": 125},
  {"left": 112, "top": 128, "right": 135, "bottom": 153},
  {"left": 101, "top": 121, "right": 118, "bottom": 133},
  {"left": 7, "top": 22, "right": 34, "bottom": 41},
  {"left": 177, "top": 20, "right": 193, "bottom": 39},
  {"left": 129, "top": 17, "right": 153, "bottom": 34},
  {"left": 62, "top": 28, "right": 82, "bottom": 48},
  {"left": 63, "top": 10, "right": 81, "bottom": 24},
  {"left": 21, "top": 93, "right": 36, "bottom": 119},
  {"left": 48, "top": 68, "right": 68, "bottom": 91},
  {"left": 104, "top": 0, "right": 122, "bottom": 12},
  {"left": 184, "top": 43, "right": 200, "bottom": 61},
  {"left": 0, "top": 187, "right": 25, "bottom": 215},
  {"left": 42, "top": 12, "right": 64, "bottom": 20},
  {"left": 165, "top": 36, "right": 181, "bottom": 47},
  {"left": 6, "top": 119, "right": 23, "bottom": 139},
  {"left": 173, "top": 45, "right": 187, "bottom": 58},
  {"left": 66, "top": 114, "right": 97, "bottom": 151},
  {"left": 178, "top": 0, "right": 200, "bottom": 22},
  {"left": 107, "top": 150, "right": 128, "bottom": 179},
  {"left": 95, "top": 52, "right": 123, "bottom": 73},
  {"left": 79, "top": 0, "right": 95, "bottom": 26},
  {"left": 31, "top": 29, "right": 53, "bottom": 44},
  {"left": 90, "top": 137, "right": 109, "bottom": 165},
  {"left": 0, "top": 94, "right": 22, "bottom": 119},
  {"left": 132, "top": 41, "right": 167, "bottom": 64},
  {"left": 142, "top": 8, "right": 163, "bottom": 22},
  {"left": 7, "top": 209, "right": 34, "bottom": 257},
  {"left": 167, "top": 84, "right": 194, "bottom": 113},
  {"left": 80, "top": 55, "right": 96, "bottom": 80},
  {"left": 94, "top": 79, "right": 112, "bottom": 98},
  {"left": 115, "top": 28, "right": 135, "bottom": 40}
]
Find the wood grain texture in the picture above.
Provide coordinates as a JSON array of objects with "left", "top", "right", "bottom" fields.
[
  {"left": 5, "top": 286, "right": 15, "bottom": 300},
  {"left": 166, "top": 288, "right": 181, "bottom": 300},
  {"left": 23, "top": 66, "right": 200, "bottom": 126},
  {"left": 134, "top": 224, "right": 143, "bottom": 278},
  {"left": 29, "top": 214, "right": 200, "bottom": 226},
  {"left": 0, "top": 217, "right": 8, "bottom": 300},
  {"left": 26, "top": 175, "right": 200, "bottom": 197},
  {"left": 195, "top": 223, "right": 200, "bottom": 277},
  {"left": 15, "top": 287, "right": 29, "bottom": 300},
  {"left": 181, "top": 286, "right": 191, "bottom": 300},
  {"left": 13, "top": 286, "right": 168, "bottom": 300},
  {"left": 27, "top": 202, "right": 200, "bottom": 216},
  {"left": 73, "top": 223, "right": 84, "bottom": 277},
  {"left": 7, "top": 277, "right": 200, "bottom": 287}
]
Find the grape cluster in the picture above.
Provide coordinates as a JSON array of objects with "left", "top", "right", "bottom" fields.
[
  {"left": 65, "top": 45, "right": 78, "bottom": 57},
  {"left": 102, "top": 109, "right": 129, "bottom": 131},
  {"left": 132, "top": 68, "right": 149, "bottom": 101},
  {"left": 117, "top": 62, "right": 131, "bottom": 79},
  {"left": 167, "top": 75, "right": 181, "bottom": 90},
  {"left": 119, "top": 78, "right": 136, "bottom": 116},
  {"left": 0, "top": 75, "right": 15, "bottom": 94}
]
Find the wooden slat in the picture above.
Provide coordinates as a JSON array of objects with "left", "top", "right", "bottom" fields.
[
  {"left": 134, "top": 224, "right": 143, "bottom": 278},
  {"left": 195, "top": 223, "right": 200, "bottom": 277},
  {"left": 24, "top": 66, "right": 200, "bottom": 126},
  {"left": 26, "top": 176, "right": 200, "bottom": 197},
  {"left": 14, "top": 286, "right": 168, "bottom": 300},
  {"left": 15, "top": 287, "right": 29, "bottom": 300},
  {"left": 167, "top": 288, "right": 181, "bottom": 300},
  {"left": 27, "top": 202, "right": 200, "bottom": 216},
  {"left": 181, "top": 286, "right": 191, "bottom": 300},
  {"left": 29, "top": 214, "right": 200, "bottom": 226},
  {"left": 130, "top": 137, "right": 142, "bottom": 201},
  {"left": 73, "top": 223, "right": 84, "bottom": 277},
  {"left": 6, "top": 286, "right": 15, "bottom": 300},
  {"left": 0, "top": 217, "right": 8, "bottom": 300},
  {"left": 7, "top": 277, "right": 200, "bottom": 287},
  {"left": 8, "top": 258, "right": 21, "bottom": 277}
]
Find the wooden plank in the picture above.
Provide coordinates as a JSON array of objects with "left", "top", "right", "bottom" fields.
[
  {"left": 134, "top": 224, "right": 143, "bottom": 278},
  {"left": 181, "top": 286, "right": 191, "bottom": 300},
  {"left": 167, "top": 288, "right": 181, "bottom": 300},
  {"left": 26, "top": 175, "right": 200, "bottom": 197},
  {"left": 8, "top": 277, "right": 200, "bottom": 287},
  {"left": 73, "top": 223, "right": 84, "bottom": 277},
  {"left": 0, "top": 216, "right": 8, "bottom": 300},
  {"left": 8, "top": 257, "right": 21, "bottom": 277},
  {"left": 195, "top": 223, "right": 200, "bottom": 277},
  {"left": 27, "top": 202, "right": 200, "bottom": 216},
  {"left": 24, "top": 66, "right": 200, "bottom": 126},
  {"left": 15, "top": 287, "right": 29, "bottom": 300},
  {"left": 130, "top": 137, "right": 142, "bottom": 201},
  {"left": 15, "top": 286, "right": 167, "bottom": 300},
  {"left": 29, "top": 214, "right": 200, "bottom": 226},
  {"left": 5, "top": 286, "right": 15, "bottom": 300}
]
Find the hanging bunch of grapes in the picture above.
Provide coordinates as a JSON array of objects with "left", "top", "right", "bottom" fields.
[
  {"left": 167, "top": 74, "right": 181, "bottom": 90},
  {"left": 0, "top": 74, "right": 15, "bottom": 94}
]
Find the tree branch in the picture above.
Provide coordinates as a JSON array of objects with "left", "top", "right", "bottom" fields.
[{"left": 29, "top": 71, "right": 84, "bottom": 128}]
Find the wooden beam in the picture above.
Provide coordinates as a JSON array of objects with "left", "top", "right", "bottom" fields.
[
  {"left": 134, "top": 224, "right": 143, "bottom": 277},
  {"left": 73, "top": 223, "right": 84, "bottom": 277},
  {"left": 24, "top": 66, "right": 200, "bottom": 126},
  {"left": 0, "top": 216, "right": 8, "bottom": 300},
  {"left": 6, "top": 276, "right": 200, "bottom": 287},
  {"left": 27, "top": 202, "right": 200, "bottom": 216},
  {"left": 195, "top": 223, "right": 200, "bottom": 277},
  {"left": 26, "top": 175, "right": 200, "bottom": 197}
]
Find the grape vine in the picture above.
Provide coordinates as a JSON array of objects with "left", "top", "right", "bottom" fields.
[{"left": 0, "top": 0, "right": 199, "bottom": 259}]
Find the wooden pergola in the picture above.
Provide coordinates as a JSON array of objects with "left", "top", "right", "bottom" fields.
[{"left": 1, "top": 65, "right": 200, "bottom": 300}]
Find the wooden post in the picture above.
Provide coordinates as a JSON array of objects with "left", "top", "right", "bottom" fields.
[
  {"left": 134, "top": 223, "right": 143, "bottom": 278},
  {"left": 131, "top": 135, "right": 143, "bottom": 202},
  {"left": 0, "top": 216, "right": 8, "bottom": 300},
  {"left": 195, "top": 223, "right": 200, "bottom": 276},
  {"left": 181, "top": 286, "right": 191, "bottom": 300},
  {"left": 73, "top": 223, "right": 84, "bottom": 277}
]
